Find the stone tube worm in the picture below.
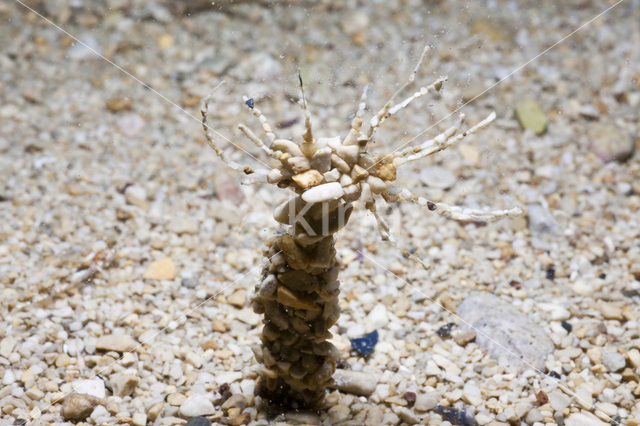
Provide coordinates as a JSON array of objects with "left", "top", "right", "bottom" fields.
[{"left": 201, "top": 47, "right": 521, "bottom": 409}]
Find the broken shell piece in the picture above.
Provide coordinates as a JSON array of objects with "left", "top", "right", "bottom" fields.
[
  {"left": 292, "top": 169, "right": 324, "bottom": 189},
  {"left": 336, "top": 145, "right": 359, "bottom": 165},
  {"left": 311, "top": 147, "right": 332, "bottom": 173},
  {"left": 287, "top": 156, "right": 312, "bottom": 174},
  {"left": 350, "top": 164, "right": 369, "bottom": 183},
  {"left": 271, "top": 139, "right": 303, "bottom": 156},
  {"left": 367, "top": 176, "right": 389, "bottom": 194},
  {"left": 302, "top": 182, "right": 344, "bottom": 203},
  {"left": 323, "top": 168, "right": 340, "bottom": 182},
  {"left": 331, "top": 154, "right": 351, "bottom": 174}
]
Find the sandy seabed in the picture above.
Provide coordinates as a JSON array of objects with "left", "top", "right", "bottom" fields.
[{"left": 1, "top": 0, "right": 639, "bottom": 425}]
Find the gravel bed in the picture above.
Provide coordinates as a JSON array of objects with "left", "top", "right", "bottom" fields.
[{"left": 1, "top": 1, "right": 639, "bottom": 425}]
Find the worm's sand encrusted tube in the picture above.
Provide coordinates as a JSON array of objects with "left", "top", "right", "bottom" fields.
[
  {"left": 201, "top": 48, "right": 522, "bottom": 410},
  {"left": 251, "top": 201, "right": 352, "bottom": 409}
]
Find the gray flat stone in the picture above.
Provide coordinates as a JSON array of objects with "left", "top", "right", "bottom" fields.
[{"left": 457, "top": 292, "right": 554, "bottom": 371}]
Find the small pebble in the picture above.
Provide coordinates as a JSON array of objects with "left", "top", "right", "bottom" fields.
[
  {"left": 181, "top": 274, "right": 198, "bottom": 289},
  {"left": 106, "top": 97, "right": 132, "bottom": 112},
  {"left": 302, "top": 182, "right": 344, "bottom": 203},
  {"left": 462, "top": 382, "right": 483, "bottom": 406},
  {"left": 95, "top": 334, "right": 137, "bottom": 353},
  {"left": 117, "top": 113, "right": 145, "bottom": 138},
  {"left": 227, "top": 289, "right": 247, "bottom": 308},
  {"left": 414, "top": 392, "right": 439, "bottom": 412},
  {"left": 60, "top": 394, "right": 103, "bottom": 421},
  {"left": 124, "top": 185, "right": 148, "bottom": 209},
  {"left": 545, "top": 265, "right": 555, "bottom": 280},
  {"left": 2, "top": 369, "right": 15, "bottom": 385},
  {"left": 434, "top": 405, "right": 479, "bottom": 426},
  {"left": 143, "top": 258, "right": 176, "bottom": 281},
  {"left": 328, "top": 404, "right": 350, "bottom": 423},
  {"left": 515, "top": 99, "right": 548, "bottom": 135},
  {"left": 332, "top": 369, "right": 377, "bottom": 396},
  {"left": 535, "top": 390, "right": 549, "bottom": 406},
  {"left": 179, "top": 394, "right": 215, "bottom": 417},
  {"left": 0, "top": 337, "right": 17, "bottom": 358},
  {"left": 453, "top": 329, "right": 476, "bottom": 346},
  {"left": 71, "top": 379, "right": 105, "bottom": 399},
  {"left": 578, "top": 104, "right": 600, "bottom": 120},
  {"left": 602, "top": 351, "right": 626, "bottom": 372},
  {"left": 404, "top": 391, "right": 416, "bottom": 404},
  {"left": 548, "top": 390, "right": 570, "bottom": 411},
  {"left": 186, "top": 417, "right": 211, "bottom": 426},
  {"left": 565, "top": 411, "right": 608, "bottom": 426},
  {"left": 589, "top": 122, "right": 635, "bottom": 163},
  {"left": 110, "top": 373, "right": 139, "bottom": 397},
  {"left": 132, "top": 412, "right": 147, "bottom": 426},
  {"left": 437, "top": 323, "right": 454, "bottom": 337},
  {"left": 527, "top": 203, "right": 557, "bottom": 236},
  {"left": 365, "top": 303, "right": 389, "bottom": 330}
]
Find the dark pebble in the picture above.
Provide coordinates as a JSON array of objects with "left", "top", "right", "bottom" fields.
[
  {"left": 535, "top": 390, "right": 549, "bottom": 406},
  {"left": 350, "top": 330, "right": 378, "bottom": 357},
  {"left": 216, "top": 383, "right": 232, "bottom": 405},
  {"left": 509, "top": 280, "right": 522, "bottom": 289},
  {"left": 561, "top": 321, "right": 572, "bottom": 333},
  {"left": 437, "top": 323, "right": 454, "bottom": 338},
  {"left": 622, "top": 289, "right": 640, "bottom": 298},
  {"left": 548, "top": 370, "right": 561, "bottom": 379},
  {"left": 13, "top": 419, "right": 27, "bottom": 426},
  {"left": 244, "top": 98, "right": 254, "bottom": 109},
  {"left": 545, "top": 265, "right": 555, "bottom": 280},
  {"left": 599, "top": 272, "right": 607, "bottom": 279},
  {"left": 186, "top": 417, "right": 211, "bottom": 426},
  {"left": 181, "top": 277, "right": 198, "bottom": 289},
  {"left": 434, "top": 405, "right": 479, "bottom": 426},
  {"left": 404, "top": 391, "right": 416, "bottom": 404}
]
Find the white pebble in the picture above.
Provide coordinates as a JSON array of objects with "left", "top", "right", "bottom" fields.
[
  {"left": 2, "top": 369, "right": 15, "bottom": 385},
  {"left": 302, "top": 182, "right": 344, "bottom": 203},
  {"left": 365, "top": 303, "right": 389, "bottom": 330},
  {"left": 72, "top": 379, "right": 106, "bottom": 399},
  {"left": 602, "top": 351, "right": 626, "bottom": 372},
  {"left": 414, "top": 392, "right": 439, "bottom": 412},
  {"left": 179, "top": 394, "right": 215, "bottom": 417}
]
